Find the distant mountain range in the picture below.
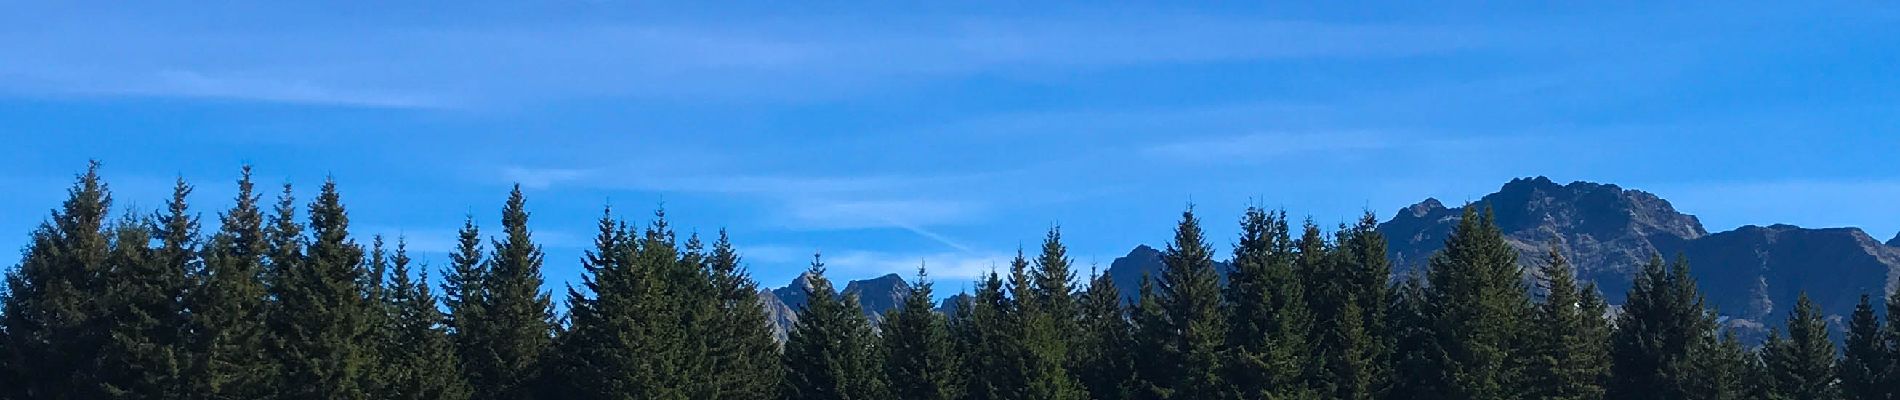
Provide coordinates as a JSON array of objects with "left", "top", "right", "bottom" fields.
[{"left": 757, "top": 177, "right": 1900, "bottom": 343}]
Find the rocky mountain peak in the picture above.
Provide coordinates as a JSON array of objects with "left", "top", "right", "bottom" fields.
[
  {"left": 843, "top": 273, "right": 911, "bottom": 324},
  {"left": 1888, "top": 232, "right": 1900, "bottom": 247}
]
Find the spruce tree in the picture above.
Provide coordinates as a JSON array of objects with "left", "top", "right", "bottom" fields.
[
  {"left": 780, "top": 254, "right": 885, "bottom": 400},
  {"left": 380, "top": 239, "right": 472, "bottom": 400},
  {"left": 93, "top": 179, "right": 196, "bottom": 399},
  {"left": 1524, "top": 245, "right": 1610, "bottom": 400},
  {"left": 1387, "top": 272, "right": 1447, "bottom": 400},
  {"left": 468, "top": 185, "right": 556, "bottom": 400},
  {"left": 1840, "top": 294, "right": 1885, "bottom": 400},
  {"left": 1882, "top": 288, "right": 1900, "bottom": 397},
  {"left": 1222, "top": 207, "right": 1315, "bottom": 399},
  {"left": 1335, "top": 212, "right": 1395, "bottom": 399},
  {"left": 1009, "top": 245, "right": 1088, "bottom": 400},
  {"left": 705, "top": 229, "right": 783, "bottom": 400},
  {"left": 4, "top": 162, "right": 116, "bottom": 399},
  {"left": 1074, "top": 267, "right": 1135, "bottom": 400},
  {"left": 1156, "top": 206, "right": 1227, "bottom": 399},
  {"left": 1609, "top": 255, "right": 1720, "bottom": 400},
  {"left": 1761, "top": 293, "right": 1839, "bottom": 400},
  {"left": 1686, "top": 331, "right": 1757, "bottom": 400},
  {"left": 186, "top": 167, "right": 275, "bottom": 400},
  {"left": 440, "top": 215, "right": 487, "bottom": 391},
  {"left": 1129, "top": 273, "right": 1175, "bottom": 400},
  {"left": 266, "top": 179, "right": 375, "bottom": 400},
  {"left": 964, "top": 269, "right": 1025, "bottom": 400},
  {"left": 546, "top": 209, "right": 632, "bottom": 399},
  {"left": 882, "top": 265, "right": 963, "bottom": 400},
  {"left": 1419, "top": 206, "right": 1530, "bottom": 400}
]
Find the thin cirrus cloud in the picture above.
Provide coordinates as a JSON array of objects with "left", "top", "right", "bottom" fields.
[{"left": 0, "top": 12, "right": 1497, "bottom": 107}]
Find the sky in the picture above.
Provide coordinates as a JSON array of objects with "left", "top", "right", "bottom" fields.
[{"left": 2, "top": 2, "right": 1897, "bottom": 294}]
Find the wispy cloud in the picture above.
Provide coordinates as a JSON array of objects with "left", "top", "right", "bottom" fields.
[
  {"left": 1144, "top": 131, "right": 1397, "bottom": 161},
  {"left": 503, "top": 167, "right": 593, "bottom": 190},
  {"left": 0, "top": 10, "right": 1499, "bottom": 106}
]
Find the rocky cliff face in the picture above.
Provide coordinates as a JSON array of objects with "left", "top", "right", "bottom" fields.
[
  {"left": 759, "top": 272, "right": 913, "bottom": 340},
  {"left": 1380, "top": 177, "right": 1707, "bottom": 297},
  {"left": 1377, "top": 177, "right": 1900, "bottom": 342}
]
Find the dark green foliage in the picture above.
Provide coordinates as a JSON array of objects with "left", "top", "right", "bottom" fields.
[
  {"left": 379, "top": 239, "right": 472, "bottom": 400},
  {"left": 1524, "top": 245, "right": 1611, "bottom": 400},
  {"left": 1687, "top": 332, "right": 1759, "bottom": 400},
  {"left": 186, "top": 167, "right": 275, "bottom": 400},
  {"left": 466, "top": 186, "right": 556, "bottom": 400},
  {"left": 1073, "top": 268, "right": 1134, "bottom": 400},
  {"left": 706, "top": 230, "right": 784, "bottom": 400},
  {"left": 962, "top": 269, "right": 1025, "bottom": 400},
  {"left": 1387, "top": 272, "right": 1445, "bottom": 400},
  {"left": 1222, "top": 207, "right": 1314, "bottom": 400},
  {"left": 1129, "top": 273, "right": 1174, "bottom": 400},
  {"left": 1840, "top": 294, "right": 1884, "bottom": 400},
  {"left": 780, "top": 254, "right": 885, "bottom": 400},
  {"left": 1013, "top": 240, "right": 1089, "bottom": 400},
  {"left": 1761, "top": 293, "right": 1838, "bottom": 399},
  {"left": 1418, "top": 206, "right": 1530, "bottom": 400},
  {"left": 265, "top": 179, "right": 376, "bottom": 400},
  {"left": 1160, "top": 207, "right": 1228, "bottom": 399},
  {"left": 3, "top": 162, "right": 115, "bottom": 399},
  {"left": 1609, "top": 255, "right": 1720, "bottom": 400},
  {"left": 1333, "top": 212, "right": 1394, "bottom": 399},
  {"left": 92, "top": 179, "right": 195, "bottom": 399},
  {"left": 881, "top": 265, "right": 963, "bottom": 400}
]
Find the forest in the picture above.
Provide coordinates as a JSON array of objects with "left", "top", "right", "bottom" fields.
[{"left": 0, "top": 163, "right": 1891, "bottom": 400}]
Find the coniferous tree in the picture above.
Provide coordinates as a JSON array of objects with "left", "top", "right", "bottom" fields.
[
  {"left": 266, "top": 179, "right": 376, "bottom": 400},
  {"left": 186, "top": 167, "right": 275, "bottom": 400},
  {"left": 1011, "top": 244, "right": 1088, "bottom": 400},
  {"left": 780, "top": 254, "right": 885, "bottom": 400},
  {"left": 1154, "top": 206, "right": 1228, "bottom": 399},
  {"left": 964, "top": 268, "right": 1025, "bottom": 400},
  {"left": 441, "top": 215, "right": 488, "bottom": 390},
  {"left": 1419, "top": 206, "right": 1530, "bottom": 400},
  {"left": 1882, "top": 288, "right": 1900, "bottom": 398},
  {"left": 1335, "top": 212, "right": 1395, "bottom": 399},
  {"left": 467, "top": 186, "right": 556, "bottom": 400},
  {"left": 1524, "top": 245, "right": 1610, "bottom": 400},
  {"left": 1025, "top": 227, "right": 1087, "bottom": 399},
  {"left": 882, "top": 265, "right": 963, "bottom": 400},
  {"left": 547, "top": 209, "right": 633, "bottom": 399},
  {"left": 1609, "top": 255, "right": 1720, "bottom": 400},
  {"left": 1686, "top": 331, "right": 1757, "bottom": 400},
  {"left": 1074, "top": 267, "right": 1134, "bottom": 400},
  {"left": 705, "top": 229, "right": 783, "bottom": 400},
  {"left": 1222, "top": 207, "right": 1314, "bottom": 400},
  {"left": 1761, "top": 293, "right": 1839, "bottom": 400},
  {"left": 1388, "top": 272, "right": 1447, "bottom": 400},
  {"left": 1129, "top": 273, "right": 1175, "bottom": 400},
  {"left": 93, "top": 179, "right": 196, "bottom": 399},
  {"left": 3, "top": 162, "right": 114, "bottom": 399},
  {"left": 380, "top": 238, "right": 472, "bottom": 400},
  {"left": 1841, "top": 294, "right": 1885, "bottom": 400}
]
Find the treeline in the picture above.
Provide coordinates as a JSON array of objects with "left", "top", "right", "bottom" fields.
[{"left": 0, "top": 164, "right": 1896, "bottom": 400}]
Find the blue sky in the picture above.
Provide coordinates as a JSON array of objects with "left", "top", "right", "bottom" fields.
[{"left": 2, "top": 2, "right": 1898, "bottom": 293}]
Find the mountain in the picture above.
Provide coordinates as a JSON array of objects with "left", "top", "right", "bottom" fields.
[
  {"left": 1100, "top": 245, "right": 1234, "bottom": 306},
  {"left": 1380, "top": 177, "right": 1707, "bottom": 298},
  {"left": 1888, "top": 232, "right": 1900, "bottom": 247},
  {"left": 758, "top": 272, "right": 912, "bottom": 340},
  {"left": 1376, "top": 176, "right": 1900, "bottom": 341},
  {"left": 843, "top": 273, "right": 911, "bottom": 324}
]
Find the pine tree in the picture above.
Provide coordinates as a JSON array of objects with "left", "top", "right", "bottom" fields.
[
  {"left": 546, "top": 209, "right": 632, "bottom": 400},
  {"left": 1762, "top": 293, "right": 1839, "bottom": 400},
  {"left": 185, "top": 167, "right": 275, "bottom": 400},
  {"left": 1840, "top": 294, "right": 1885, "bottom": 400},
  {"left": 705, "top": 229, "right": 783, "bottom": 400},
  {"left": 5, "top": 162, "right": 116, "bottom": 399},
  {"left": 380, "top": 239, "right": 473, "bottom": 400},
  {"left": 1419, "top": 206, "right": 1530, "bottom": 400},
  {"left": 1336, "top": 212, "right": 1395, "bottom": 399},
  {"left": 1882, "top": 288, "right": 1900, "bottom": 398},
  {"left": 1025, "top": 227, "right": 1088, "bottom": 399},
  {"left": 93, "top": 179, "right": 196, "bottom": 399},
  {"left": 964, "top": 268, "right": 1025, "bottom": 400},
  {"left": 1129, "top": 273, "right": 1175, "bottom": 400},
  {"left": 1222, "top": 207, "right": 1315, "bottom": 399},
  {"left": 1074, "top": 267, "right": 1134, "bottom": 400},
  {"left": 1686, "top": 331, "right": 1757, "bottom": 400},
  {"left": 780, "top": 254, "right": 886, "bottom": 400},
  {"left": 1609, "top": 255, "right": 1720, "bottom": 400},
  {"left": 1524, "top": 245, "right": 1610, "bottom": 400},
  {"left": 1157, "top": 206, "right": 1228, "bottom": 399},
  {"left": 266, "top": 179, "right": 375, "bottom": 400},
  {"left": 468, "top": 185, "right": 556, "bottom": 400},
  {"left": 882, "top": 265, "right": 963, "bottom": 400},
  {"left": 1388, "top": 272, "right": 1447, "bottom": 400}
]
